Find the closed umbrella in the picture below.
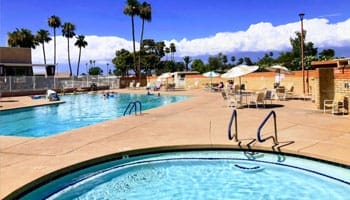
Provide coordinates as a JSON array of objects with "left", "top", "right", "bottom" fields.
[{"left": 203, "top": 71, "right": 220, "bottom": 90}]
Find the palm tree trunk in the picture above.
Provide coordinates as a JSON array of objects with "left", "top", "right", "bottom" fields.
[
  {"left": 42, "top": 42, "right": 46, "bottom": 64},
  {"left": 131, "top": 15, "right": 137, "bottom": 78},
  {"left": 139, "top": 19, "right": 145, "bottom": 83},
  {"left": 67, "top": 38, "right": 72, "bottom": 76},
  {"left": 77, "top": 48, "right": 81, "bottom": 76}
]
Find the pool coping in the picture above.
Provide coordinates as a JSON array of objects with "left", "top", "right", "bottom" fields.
[
  {"left": 1, "top": 89, "right": 349, "bottom": 199},
  {"left": 5, "top": 145, "right": 350, "bottom": 200}
]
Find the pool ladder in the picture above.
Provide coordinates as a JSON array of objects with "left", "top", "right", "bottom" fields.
[
  {"left": 227, "top": 109, "right": 238, "bottom": 142},
  {"left": 227, "top": 110, "right": 280, "bottom": 145},
  {"left": 123, "top": 101, "right": 142, "bottom": 116},
  {"left": 257, "top": 110, "right": 279, "bottom": 145}
]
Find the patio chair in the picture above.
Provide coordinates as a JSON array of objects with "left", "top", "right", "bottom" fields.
[
  {"left": 221, "top": 90, "right": 237, "bottom": 107},
  {"left": 263, "top": 90, "right": 274, "bottom": 104},
  {"left": 323, "top": 94, "right": 346, "bottom": 115},
  {"left": 283, "top": 84, "right": 294, "bottom": 100},
  {"left": 248, "top": 92, "right": 265, "bottom": 109}
]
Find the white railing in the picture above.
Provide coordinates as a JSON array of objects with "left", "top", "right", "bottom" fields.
[{"left": 0, "top": 75, "right": 120, "bottom": 92}]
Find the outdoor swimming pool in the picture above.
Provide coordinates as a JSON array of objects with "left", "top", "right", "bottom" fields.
[
  {"left": 18, "top": 150, "right": 349, "bottom": 199},
  {"left": 0, "top": 93, "right": 189, "bottom": 137}
]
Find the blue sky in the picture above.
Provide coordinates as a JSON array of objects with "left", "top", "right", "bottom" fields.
[{"left": 1, "top": 0, "right": 349, "bottom": 74}]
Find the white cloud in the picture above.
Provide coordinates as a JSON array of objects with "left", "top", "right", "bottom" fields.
[
  {"left": 32, "top": 35, "right": 136, "bottom": 65},
  {"left": 32, "top": 17, "right": 350, "bottom": 67},
  {"left": 167, "top": 18, "right": 350, "bottom": 57}
]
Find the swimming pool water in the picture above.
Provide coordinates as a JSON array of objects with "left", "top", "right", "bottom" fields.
[
  {"left": 21, "top": 150, "right": 350, "bottom": 200},
  {"left": 0, "top": 93, "right": 189, "bottom": 137}
]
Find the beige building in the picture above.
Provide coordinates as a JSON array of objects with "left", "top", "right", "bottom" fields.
[{"left": 0, "top": 47, "right": 55, "bottom": 76}]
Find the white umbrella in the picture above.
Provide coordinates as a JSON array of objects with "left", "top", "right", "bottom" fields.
[
  {"left": 221, "top": 65, "right": 259, "bottom": 106},
  {"left": 221, "top": 65, "right": 259, "bottom": 79},
  {"left": 266, "top": 65, "right": 293, "bottom": 85},
  {"left": 202, "top": 71, "right": 220, "bottom": 89}
]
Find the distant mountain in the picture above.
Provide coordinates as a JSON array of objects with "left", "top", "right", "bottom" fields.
[{"left": 176, "top": 46, "right": 350, "bottom": 64}]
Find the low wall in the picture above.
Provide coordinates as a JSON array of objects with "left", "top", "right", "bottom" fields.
[{"left": 148, "top": 70, "right": 318, "bottom": 96}]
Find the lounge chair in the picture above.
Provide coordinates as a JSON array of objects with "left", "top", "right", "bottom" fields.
[
  {"left": 129, "top": 81, "right": 135, "bottom": 89},
  {"left": 135, "top": 82, "right": 141, "bottom": 89}
]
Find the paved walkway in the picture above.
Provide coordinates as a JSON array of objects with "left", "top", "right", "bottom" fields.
[{"left": 0, "top": 89, "right": 349, "bottom": 199}]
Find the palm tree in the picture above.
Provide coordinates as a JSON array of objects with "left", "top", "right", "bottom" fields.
[
  {"left": 7, "top": 29, "right": 21, "bottom": 47},
  {"left": 165, "top": 47, "right": 170, "bottom": 60},
  {"left": 138, "top": 1, "right": 152, "bottom": 81},
  {"left": 7, "top": 28, "right": 37, "bottom": 48},
  {"left": 183, "top": 56, "right": 191, "bottom": 71},
  {"left": 35, "top": 29, "right": 52, "bottom": 64},
  {"left": 170, "top": 43, "right": 176, "bottom": 62},
  {"left": 48, "top": 15, "right": 61, "bottom": 68},
  {"left": 62, "top": 22, "right": 76, "bottom": 76},
  {"left": 74, "top": 35, "right": 88, "bottom": 76},
  {"left": 123, "top": 0, "right": 140, "bottom": 77}
]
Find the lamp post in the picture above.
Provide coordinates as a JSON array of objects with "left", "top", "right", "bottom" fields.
[{"left": 299, "top": 13, "right": 305, "bottom": 95}]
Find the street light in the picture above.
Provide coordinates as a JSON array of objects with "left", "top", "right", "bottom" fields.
[{"left": 299, "top": 13, "right": 305, "bottom": 95}]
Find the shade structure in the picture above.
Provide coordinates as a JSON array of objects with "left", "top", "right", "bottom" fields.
[
  {"left": 266, "top": 65, "right": 293, "bottom": 84},
  {"left": 203, "top": 71, "right": 220, "bottom": 90}
]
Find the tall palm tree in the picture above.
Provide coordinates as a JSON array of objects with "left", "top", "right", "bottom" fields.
[
  {"left": 48, "top": 15, "right": 61, "bottom": 68},
  {"left": 35, "top": 29, "right": 52, "bottom": 64},
  {"left": 165, "top": 47, "right": 170, "bottom": 61},
  {"left": 62, "top": 22, "right": 76, "bottom": 76},
  {"left": 183, "top": 56, "right": 191, "bottom": 71},
  {"left": 138, "top": 1, "right": 152, "bottom": 81},
  {"left": 170, "top": 43, "right": 176, "bottom": 62},
  {"left": 74, "top": 35, "right": 88, "bottom": 76},
  {"left": 123, "top": 0, "right": 140, "bottom": 77}
]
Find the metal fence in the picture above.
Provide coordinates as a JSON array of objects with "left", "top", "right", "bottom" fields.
[{"left": 0, "top": 75, "right": 120, "bottom": 92}]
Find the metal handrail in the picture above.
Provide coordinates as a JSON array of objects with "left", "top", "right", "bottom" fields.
[
  {"left": 123, "top": 102, "right": 134, "bottom": 116},
  {"left": 228, "top": 109, "right": 238, "bottom": 142},
  {"left": 123, "top": 101, "right": 142, "bottom": 116},
  {"left": 257, "top": 110, "right": 278, "bottom": 144},
  {"left": 134, "top": 100, "right": 142, "bottom": 115}
]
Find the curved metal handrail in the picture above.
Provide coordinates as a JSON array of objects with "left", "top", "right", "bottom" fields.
[
  {"left": 134, "top": 100, "right": 142, "bottom": 115},
  {"left": 257, "top": 110, "right": 278, "bottom": 144},
  {"left": 228, "top": 109, "right": 238, "bottom": 142},
  {"left": 123, "top": 101, "right": 142, "bottom": 116}
]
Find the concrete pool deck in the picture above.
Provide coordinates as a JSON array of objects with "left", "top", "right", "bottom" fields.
[{"left": 0, "top": 89, "right": 349, "bottom": 198}]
